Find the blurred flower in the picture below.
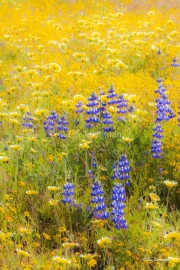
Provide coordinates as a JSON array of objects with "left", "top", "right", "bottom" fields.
[
  {"left": 97, "top": 237, "right": 112, "bottom": 248},
  {"left": 9, "top": 145, "right": 23, "bottom": 151},
  {"left": 145, "top": 202, "right": 158, "bottom": 209},
  {"left": 47, "top": 186, "right": 61, "bottom": 191},
  {"left": 52, "top": 256, "right": 71, "bottom": 265},
  {"left": 164, "top": 180, "right": 178, "bottom": 188},
  {"left": 112, "top": 155, "right": 130, "bottom": 186},
  {"left": 48, "top": 199, "right": 59, "bottom": 206},
  {"left": 62, "top": 182, "right": 76, "bottom": 207},
  {"left": 91, "top": 181, "right": 109, "bottom": 220},
  {"left": 149, "top": 193, "right": 160, "bottom": 201},
  {"left": 62, "top": 242, "right": 79, "bottom": 249},
  {"left": 112, "top": 183, "right": 128, "bottom": 229},
  {"left": 25, "top": 190, "right": 39, "bottom": 195},
  {"left": 16, "top": 249, "right": 30, "bottom": 258},
  {"left": 164, "top": 232, "right": 180, "bottom": 240},
  {"left": 49, "top": 63, "right": 61, "bottom": 72}
]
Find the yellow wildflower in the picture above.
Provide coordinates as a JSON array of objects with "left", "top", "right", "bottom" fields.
[
  {"left": 58, "top": 227, "right": 66, "bottom": 233},
  {"left": 49, "top": 63, "right": 61, "bottom": 72},
  {"left": 164, "top": 180, "right": 178, "bottom": 188},
  {"left": 9, "top": 145, "right": 23, "bottom": 151},
  {"left": 145, "top": 203, "right": 158, "bottom": 209},
  {"left": 25, "top": 190, "right": 39, "bottom": 195},
  {"left": 47, "top": 186, "right": 61, "bottom": 191},
  {"left": 87, "top": 258, "right": 97, "bottom": 267},
  {"left": 62, "top": 242, "right": 79, "bottom": 249},
  {"left": 52, "top": 256, "right": 71, "bottom": 265},
  {"left": 48, "top": 199, "right": 59, "bottom": 206},
  {"left": 42, "top": 233, "right": 51, "bottom": 240},
  {"left": 164, "top": 232, "right": 180, "bottom": 241},
  {"left": 16, "top": 249, "right": 30, "bottom": 258},
  {"left": 149, "top": 193, "right": 160, "bottom": 201},
  {"left": 97, "top": 237, "right": 112, "bottom": 248}
]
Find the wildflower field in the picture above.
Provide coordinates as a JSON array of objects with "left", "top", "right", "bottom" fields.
[{"left": 0, "top": 0, "right": 180, "bottom": 269}]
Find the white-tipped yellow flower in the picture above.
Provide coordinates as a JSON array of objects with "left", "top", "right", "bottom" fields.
[
  {"left": 47, "top": 186, "right": 61, "bottom": 191},
  {"left": 164, "top": 232, "right": 180, "bottom": 241},
  {"left": 97, "top": 237, "right": 112, "bottom": 248},
  {"left": 48, "top": 199, "right": 59, "bottom": 206},
  {"left": 9, "top": 145, "right": 23, "bottom": 151},
  {"left": 62, "top": 242, "right": 79, "bottom": 249},
  {"left": 145, "top": 203, "right": 158, "bottom": 209},
  {"left": 122, "top": 137, "right": 133, "bottom": 143},
  {"left": 16, "top": 249, "right": 30, "bottom": 258},
  {"left": 25, "top": 190, "right": 39, "bottom": 195},
  {"left": 164, "top": 180, "right": 178, "bottom": 188},
  {"left": 0, "top": 156, "right": 10, "bottom": 162},
  {"left": 149, "top": 193, "right": 160, "bottom": 201},
  {"left": 49, "top": 63, "right": 61, "bottom": 72},
  {"left": 52, "top": 256, "right": 71, "bottom": 265}
]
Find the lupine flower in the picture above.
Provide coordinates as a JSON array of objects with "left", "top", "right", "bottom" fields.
[
  {"left": 76, "top": 101, "right": 84, "bottom": 113},
  {"left": 85, "top": 92, "right": 100, "bottom": 129},
  {"left": 178, "top": 102, "right": 180, "bottom": 126},
  {"left": 112, "top": 183, "right": 128, "bottom": 229},
  {"left": 112, "top": 155, "right": 131, "bottom": 186},
  {"left": 151, "top": 139, "right": 163, "bottom": 158},
  {"left": 90, "top": 152, "right": 97, "bottom": 167},
  {"left": 155, "top": 81, "right": 175, "bottom": 122},
  {"left": 117, "top": 94, "right": 128, "bottom": 120},
  {"left": 171, "top": 57, "right": 179, "bottom": 67},
  {"left": 22, "top": 111, "right": 34, "bottom": 129},
  {"left": 88, "top": 170, "right": 95, "bottom": 180},
  {"left": 57, "top": 115, "right": 68, "bottom": 139},
  {"left": 107, "top": 84, "right": 118, "bottom": 105},
  {"left": 43, "top": 111, "right": 58, "bottom": 137},
  {"left": 62, "top": 182, "right": 76, "bottom": 207},
  {"left": 152, "top": 124, "right": 163, "bottom": 139},
  {"left": 101, "top": 111, "right": 114, "bottom": 132},
  {"left": 152, "top": 79, "right": 175, "bottom": 158},
  {"left": 91, "top": 181, "right": 109, "bottom": 220}
]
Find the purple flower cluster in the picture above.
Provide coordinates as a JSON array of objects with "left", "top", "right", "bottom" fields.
[
  {"left": 76, "top": 101, "right": 84, "bottom": 113},
  {"left": 112, "top": 155, "right": 131, "bottom": 186},
  {"left": 22, "top": 112, "right": 34, "bottom": 129},
  {"left": 171, "top": 57, "right": 179, "bottom": 67},
  {"left": 62, "top": 182, "right": 76, "bottom": 206},
  {"left": 107, "top": 84, "right": 118, "bottom": 105},
  {"left": 111, "top": 155, "right": 130, "bottom": 229},
  {"left": 102, "top": 111, "right": 114, "bottom": 132},
  {"left": 43, "top": 112, "right": 68, "bottom": 139},
  {"left": 91, "top": 181, "right": 109, "bottom": 220},
  {"left": 112, "top": 183, "right": 129, "bottom": 229},
  {"left": 151, "top": 79, "right": 175, "bottom": 158},
  {"left": 85, "top": 92, "right": 100, "bottom": 129},
  {"left": 117, "top": 94, "right": 128, "bottom": 120},
  {"left": 155, "top": 80, "right": 175, "bottom": 122},
  {"left": 43, "top": 111, "right": 58, "bottom": 137},
  {"left": 57, "top": 115, "right": 68, "bottom": 139}
]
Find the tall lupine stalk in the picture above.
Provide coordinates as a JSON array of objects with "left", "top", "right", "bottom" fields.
[
  {"left": 151, "top": 79, "right": 175, "bottom": 158},
  {"left": 91, "top": 181, "right": 109, "bottom": 220},
  {"left": 111, "top": 155, "right": 130, "bottom": 229},
  {"left": 43, "top": 111, "right": 58, "bottom": 137},
  {"left": 62, "top": 182, "right": 76, "bottom": 207},
  {"left": 85, "top": 92, "right": 100, "bottom": 129}
]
